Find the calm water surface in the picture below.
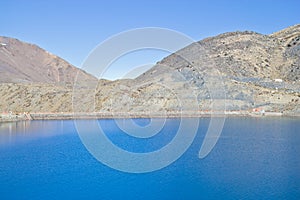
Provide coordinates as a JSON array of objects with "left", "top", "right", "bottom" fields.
[{"left": 0, "top": 117, "right": 299, "bottom": 199}]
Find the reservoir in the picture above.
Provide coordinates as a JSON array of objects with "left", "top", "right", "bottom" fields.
[{"left": 0, "top": 117, "right": 299, "bottom": 199}]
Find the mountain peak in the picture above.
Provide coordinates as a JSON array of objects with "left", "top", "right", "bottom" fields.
[{"left": 0, "top": 36, "right": 96, "bottom": 85}]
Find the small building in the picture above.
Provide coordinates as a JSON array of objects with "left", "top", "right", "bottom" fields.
[
  {"left": 252, "top": 107, "right": 265, "bottom": 116},
  {"left": 274, "top": 79, "right": 283, "bottom": 82}
]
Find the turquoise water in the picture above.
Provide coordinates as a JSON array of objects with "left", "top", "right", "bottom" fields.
[{"left": 0, "top": 118, "right": 299, "bottom": 199}]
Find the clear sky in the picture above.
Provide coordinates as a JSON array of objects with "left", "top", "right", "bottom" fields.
[{"left": 1, "top": 0, "right": 300, "bottom": 80}]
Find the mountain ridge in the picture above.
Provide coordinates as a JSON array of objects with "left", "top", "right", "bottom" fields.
[
  {"left": 0, "top": 25, "right": 299, "bottom": 118},
  {"left": 0, "top": 36, "right": 96, "bottom": 85}
]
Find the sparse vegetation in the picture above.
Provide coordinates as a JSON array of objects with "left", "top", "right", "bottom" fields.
[{"left": 0, "top": 25, "right": 299, "bottom": 117}]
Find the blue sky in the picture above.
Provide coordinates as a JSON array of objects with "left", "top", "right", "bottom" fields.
[{"left": 1, "top": 0, "right": 300, "bottom": 79}]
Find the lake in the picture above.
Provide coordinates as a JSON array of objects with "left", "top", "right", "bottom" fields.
[{"left": 0, "top": 117, "right": 299, "bottom": 199}]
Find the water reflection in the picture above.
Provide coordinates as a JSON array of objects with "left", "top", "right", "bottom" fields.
[{"left": 0, "top": 120, "right": 74, "bottom": 146}]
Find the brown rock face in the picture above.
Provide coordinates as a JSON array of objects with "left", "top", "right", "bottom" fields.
[{"left": 0, "top": 36, "right": 96, "bottom": 85}]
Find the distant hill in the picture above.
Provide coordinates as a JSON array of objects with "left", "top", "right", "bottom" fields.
[
  {"left": 0, "top": 36, "right": 96, "bottom": 85},
  {"left": 0, "top": 25, "right": 299, "bottom": 116}
]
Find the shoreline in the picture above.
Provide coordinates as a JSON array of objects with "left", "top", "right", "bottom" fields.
[{"left": 1, "top": 111, "right": 299, "bottom": 123}]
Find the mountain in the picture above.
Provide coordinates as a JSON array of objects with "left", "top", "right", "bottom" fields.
[
  {"left": 0, "top": 36, "right": 96, "bottom": 85},
  {"left": 0, "top": 25, "right": 299, "bottom": 116},
  {"left": 0, "top": 36, "right": 97, "bottom": 114},
  {"left": 87, "top": 24, "right": 300, "bottom": 116}
]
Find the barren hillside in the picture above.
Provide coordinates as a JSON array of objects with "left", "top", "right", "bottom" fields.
[
  {"left": 0, "top": 36, "right": 96, "bottom": 85},
  {"left": 0, "top": 25, "right": 299, "bottom": 116}
]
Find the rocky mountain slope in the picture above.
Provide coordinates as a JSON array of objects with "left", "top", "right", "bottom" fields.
[
  {"left": 86, "top": 24, "right": 300, "bottom": 116},
  {"left": 0, "top": 36, "right": 96, "bottom": 85},
  {"left": 0, "top": 25, "right": 299, "bottom": 116}
]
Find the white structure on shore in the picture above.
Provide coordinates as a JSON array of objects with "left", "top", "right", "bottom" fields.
[{"left": 274, "top": 78, "right": 283, "bottom": 82}]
